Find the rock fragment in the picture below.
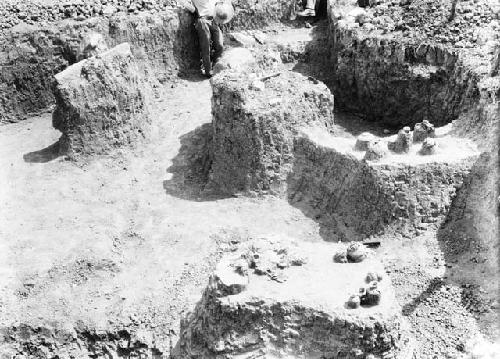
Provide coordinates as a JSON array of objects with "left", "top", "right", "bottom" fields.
[
  {"left": 388, "top": 126, "right": 412, "bottom": 153},
  {"left": 347, "top": 294, "right": 361, "bottom": 309},
  {"left": 419, "top": 138, "right": 438, "bottom": 155},
  {"left": 333, "top": 250, "right": 348, "bottom": 263},
  {"left": 413, "top": 120, "right": 436, "bottom": 142},
  {"left": 366, "top": 271, "right": 383, "bottom": 283},
  {"left": 212, "top": 47, "right": 256, "bottom": 75},
  {"left": 78, "top": 32, "right": 108, "bottom": 61},
  {"left": 346, "top": 242, "right": 369, "bottom": 263},
  {"left": 354, "top": 132, "right": 376, "bottom": 151},
  {"left": 364, "top": 139, "right": 389, "bottom": 161}
]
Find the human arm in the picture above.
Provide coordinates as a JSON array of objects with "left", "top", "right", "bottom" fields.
[{"left": 182, "top": 0, "right": 196, "bottom": 13}]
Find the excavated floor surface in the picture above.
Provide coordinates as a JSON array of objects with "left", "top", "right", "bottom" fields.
[{"left": 0, "top": 22, "right": 498, "bottom": 358}]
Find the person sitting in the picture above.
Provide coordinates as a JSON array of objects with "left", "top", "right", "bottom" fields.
[{"left": 184, "top": 0, "right": 232, "bottom": 77}]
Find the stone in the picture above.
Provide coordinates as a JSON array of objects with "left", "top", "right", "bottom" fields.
[
  {"left": 357, "top": 0, "right": 376, "bottom": 8},
  {"left": 366, "top": 272, "right": 383, "bottom": 283},
  {"left": 347, "top": 294, "right": 361, "bottom": 309},
  {"left": 211, "top": 257, "right": 249, "bottom": 296},
  {"left": 355, "top": 132, "right": 376, "bottom": 151},
  {"left": 333, "top": 250, "right": 348, "bottom": 263},
  {"left": 78, "top": 32, "right": 108, "bottom": 61},
  {"left": 52, "top": 43, "right": 155, "bottom": 158},
  {"left": 419, "top": 138, "right": 437, "bottom": 155},
  {"left": 361, "top": 287, "right": 382, "bottom": 306},
  {"left": 388, "top": 127, "right": 412, "bottom": 153},
  {"left": 346, "top": 242, "right": 368, "bottom": 263},
  {"left": 229, "top": 32, "right": 257, "bottom": 47},
  {"left": 364, "top": 140, "right": 389, "bottom": 161},
  {"left": 413, "top": 120, "right": 436, "bottom": 142},
  {"left": 212, "top": 47, "right": 256, "bottom": 75}
]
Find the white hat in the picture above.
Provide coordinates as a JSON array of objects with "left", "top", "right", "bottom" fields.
[{"left": 214, "top": 1, "right": 234, "bottom": 24}]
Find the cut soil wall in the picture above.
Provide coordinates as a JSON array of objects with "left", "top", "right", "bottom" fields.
[
  {"left": 0, "top": 1, "right": 299, "bottom": 125},
  {"left": 209, "top": 70, "right": 335, "bottom": 195},
  {"left": 288, "top": 132, "right": 476, "bottom": 240},
  {"left": 327, "top": 1, "right": 499, "bottom": 130},
  {"left": 0, "top": 10, "right": 198, "bottom": 124}
]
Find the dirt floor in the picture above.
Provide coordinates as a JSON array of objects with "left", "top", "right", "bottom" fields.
[
  {"left": 0, "top": 75, "right": 327, "bottom": 355},
  {"left": 0, "top": 22, "right": 498, "bottom": 358}
]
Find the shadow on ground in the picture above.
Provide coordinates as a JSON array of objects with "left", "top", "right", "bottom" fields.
[
  {"left": 162, "top": 123, "right": 230, "bottom": 202},
  {"left": 23, "top": 140, "right": 62, "bottom": 163}
]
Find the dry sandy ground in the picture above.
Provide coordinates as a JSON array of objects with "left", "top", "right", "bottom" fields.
[
  {"left": 0, "top": 77, "right": 324, "bottom": 354},
  {"left": 0, "top": 31, "right": 498, "bottom": 356}
]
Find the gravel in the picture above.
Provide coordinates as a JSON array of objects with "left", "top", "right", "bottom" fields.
[
  {"left": 349, "top": 0, "right": 499, "bottom": 49},
  {"left": 0, "top": 0, "right": 178, "bottom": 33}
]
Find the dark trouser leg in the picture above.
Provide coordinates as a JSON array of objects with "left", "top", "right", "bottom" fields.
[
  {"left": 195, "top": 18, "right": 212, "bottom": 74},
  {"left": 209, "top": 22, "right": 224, "bottom": 64}
]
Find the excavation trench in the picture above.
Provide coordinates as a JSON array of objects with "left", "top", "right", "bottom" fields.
[{"left": 1, "top": 0, "right": 499, "bottom": 358}]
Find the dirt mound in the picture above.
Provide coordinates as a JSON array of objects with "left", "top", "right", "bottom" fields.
[
  {"left": 52, "top": 43, "right": 156, "bottom": 158},
  {"left": 209, "top": 69, "right": 335, "bottom": 195},
  {"left": 179, "top": 237, "right": 414, "bottom": 358}
]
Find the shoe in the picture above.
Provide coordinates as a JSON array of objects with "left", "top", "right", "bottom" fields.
[{"left": 296, "top": 8, "right": 315, "bottom": 17}]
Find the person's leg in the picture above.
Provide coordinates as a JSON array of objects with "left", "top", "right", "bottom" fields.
[
  {"left": 195, "top": 18, "right": 212, "bottom": 76},
  {"left": 209, "top": 22, "right": 224, "bottom": 64}
]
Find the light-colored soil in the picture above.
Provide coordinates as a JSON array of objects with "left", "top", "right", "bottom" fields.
[
  {"left": 0, "top": 23, "right": 498, "bottom": 358},
  {"left": 0, "top": 77, "right": 324, "bottom": 354}
]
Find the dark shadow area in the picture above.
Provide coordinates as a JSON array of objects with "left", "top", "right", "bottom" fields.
[
  {"left": 176, "top": 69, "right": 208, "bottom": 83},
  {"left": 23, "top": 140, "right": 62, "bottom": 163},
  {"left": 291, "top": 19, "right": 333, "bottom": 86},
  {"left": 285, "top": 139, "right": 395, "bottom": 243},
  {"left": 163, "top": 123, "right": 231, "bottom": 202}
]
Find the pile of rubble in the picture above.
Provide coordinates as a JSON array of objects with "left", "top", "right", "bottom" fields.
[
  {"left": 0, "top": 0, "right": 178, "bottom": 31},
  {"left": 337, "top": 0, "right": 499, "bottom": 49}
]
